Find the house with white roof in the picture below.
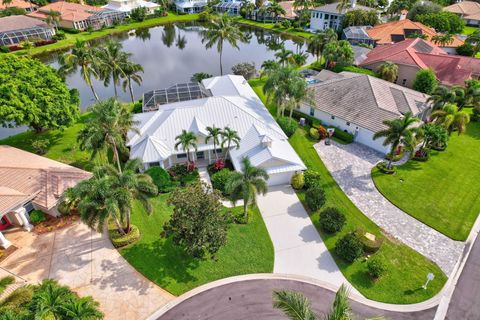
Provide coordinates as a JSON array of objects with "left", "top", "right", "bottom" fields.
[
  {"left": 127, "top": 75, "right": 306, "bottom": 186},
  {"left": 103, "top": 0, "right": 160, "bottom": 14},
  {"left": 174, "top": 0, "right": 207, "bottom": 14}
]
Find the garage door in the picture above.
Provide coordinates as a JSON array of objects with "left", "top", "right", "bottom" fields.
[{"left": 268, "top": 172, "right": 294, "bottom": 186}]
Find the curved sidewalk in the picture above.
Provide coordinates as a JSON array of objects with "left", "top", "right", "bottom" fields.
[{"left": 314, "top": 141, "right": 464, "bottom": 275}]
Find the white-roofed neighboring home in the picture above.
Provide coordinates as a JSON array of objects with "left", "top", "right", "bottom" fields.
[
  {"left": 103, "top": 0, "right": 160, "bottom": 14},
  {"left": 127, "top": 75, "right": 306, "bottom": 186}
]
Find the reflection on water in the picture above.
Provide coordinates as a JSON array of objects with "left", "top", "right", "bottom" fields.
[{"left": 1, "top": 22, "right": 312, "bottom": 139}]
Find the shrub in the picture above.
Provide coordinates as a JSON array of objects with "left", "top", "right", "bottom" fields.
[
  {"left": 109, "top": 224, "right": 140, "bottom": 248},
  {"left": 231, "top": 62, "right": 256, "bottom": 80},
  {"left": 0, "top": 45, "right": 10, "bottom": 53},
  {"left": 335, "top": 233, "right": 364, "bottom": 262},
  {"left": 274, "top": 22, "right": 282, "bottom": 28},
  {"left": 367, "top": 255, "right": 387, "bottom": 279},
  {"left": 211, "top": 169, "right": 234, "bottom": 195},
  {"left": 376, "top": 161, "right": 396, "bottom": 174},
  {"left": 29, "top": 210, "right": 45, "bottom": 224},
  {"left": 320, "top": 207, "right": 346, "bottom": 233},
  {"left": 456, "top": 43, "right": 475, "bottom": 57},
  {"left": 305, "top": 184, "right": 326, "bottom": 211},
  {"left": 328, "top": 127, "right": 354, "bottom": 143},
  {"left": 413, "top": 149, "right": 430, "bottom": 162},
  {"left": 291, "top": 172, "right": 305, "bottom": 190},
  {"left": 304, "top": 169, "right": 321, "bottom": 189},
  {"left": 0, "top": 286, "right": 34, "bottom": 310},
  {"left": 413, "top": 68, "right": 438, "bottom": 94},
  {"left": 291, "top": 110, "right": 321, "bottom": 126},
  {"left": 355, "top": 229, "right": 383, "bottom": 253},
  {"left": 281, "top": 20, "right": 291, "bottom": 28},
  {"left": 132, "top": 100, "right": 143, "bottom": 113},
  {"left": 52, "top": 30, "right": 66, "bottom": 41},
  {"left": 31, "top": 139, "right": 49, "bottom": 155},
  {"left": 309, "top": 127, "right": 320, "bottom": 140},
  {"left": 278, "top": 116, "right": 298, "bottom": 137},
  {"left": 130, "top": 7, "right": 148, "bottom": 21},
  {"left": 145, "top": 166, "right": 174, "bottom": 193},
  {"left": 317, "top": 125, "right": 328, "bottom": 140},
  {"left": 0, "top": 276, "right": 15, "bottom": 294}
]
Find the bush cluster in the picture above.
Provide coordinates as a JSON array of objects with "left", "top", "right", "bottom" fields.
[
  {"left": 320, "top": 207, "right": 346, "bottom": 234},
  {"left": 305, "top": 184, "right": 326, "bottom": 211},
  {"left": 29, "top": 210, "right": 45, "bottom": 224},
  {"left": 169, "top": 164, "right": 199, "bottom": 186},
  {"left": 335, "top": 233, "right": 364, "bottom": 262},
  {"left": 211, "top": 169, "right": 235, "bottom": 195},
  {"left": 355, "top": 230, "right": 383, "bottom": 253},
  {"left": 367, "top": 255, "right": 387, "bottom": 279},
  {"left": 309, "top": 127, "right": 320, "bottom": 140},
  {"left": 109, "top": 224, "right": 140, "bottom": 248},
  {"left": 328, "top": 127, "right": 354, "bottom": 143},
  {"left": 290, "top": 172, "right": 305, "bottom": 190},
  {"left": 145, "top": 166, "right": 175, "bottom": 193},
  {"left": 376, "top": 161, "right": 396, "bottom": 174},
  {"left": 304, "top": 169, "right": 321, "bottom": 189},
  {"left": 278, "top": 116, "right": 299, "bottom": 137}
]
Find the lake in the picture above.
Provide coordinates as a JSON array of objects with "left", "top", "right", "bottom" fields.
[{"left": 0, "top": 22, "right": 312, "bottom": 139}]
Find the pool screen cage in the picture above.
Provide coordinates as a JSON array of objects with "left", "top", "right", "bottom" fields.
[{"left": 142, "top": 82, "right": 212, "bottom": 112}]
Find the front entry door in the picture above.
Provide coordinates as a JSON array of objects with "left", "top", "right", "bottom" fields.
[{"left": 0, "top": 216, "right": 12, "bottom": 231}]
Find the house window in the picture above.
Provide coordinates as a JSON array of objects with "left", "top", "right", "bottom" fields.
[
  {"left": 346, "top": 121, "right": 350, "bottom": 126},
  {"left": 309, "top": 107, "right": 315, "bottom": 116},
  {"left": 149, "top": 162, "right": 161, "bottom": 167},
  {"left": 214, "top": 148, "right": 222, "bottom": 154},
  {"left": 325, "top": 14, "right": 329, "bottom": 19},
  {"left": 402, "top": 79, "right": 407, "bottom": 86},
  {"left": 318, "top": 13, "right": 322, "bottom": 19},
  {"left": 177, "top": 153, "right": 187, "bottom": 159},
  {"left": 331, "top": 115, "right": 335, "bottom": 120},
  {"left": 24, "top": 202, "right": 34, "bottom": 213}
]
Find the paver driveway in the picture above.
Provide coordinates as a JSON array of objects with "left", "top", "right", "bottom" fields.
[
  {"left": 256, "top": 185, "right": 357, "bottom": 293},
  {"left": 314, "top": 141, "right": 463, "bottom": 275},
  {"left": 1, "top": 222, "right": 174, "bottom": 320}
]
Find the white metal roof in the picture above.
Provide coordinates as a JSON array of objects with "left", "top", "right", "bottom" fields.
[{"left": 102, "top": 0, "right": 159, "bottom": 12}]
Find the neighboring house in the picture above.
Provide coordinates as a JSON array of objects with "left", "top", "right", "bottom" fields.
[
  {"left": 102, "top": 0, "right": 160, "bottom": 14},
  {"left": 310, "top": 0, "right": 376, "bottom": 31},
  {"left": 128, "top": 75, "right": 306, "bottom": 186},
  {"left": 298, "top": 70, "right": 430, "bottom": 154},
  {"left": 212, "top": 0, "right": 245, "bottom": 16},
  {"left": 366, "top": 19, "right": 464, "bottom": 54},
  {"left": 360, "top": 38, "right": 480, "bottom": 87},
  {"left": 250, "top": 1, "right": 298, "bottom": 21},
  {"left": 0, "top": 146, "right": 90, "bottom": 249},
  {"left": 0, "top": 0, "right": 37, "bottom": 12},
  {"left": 174, "top": 0, "right": 207, "bottom": 13},
  {"left": 0, "top": 15, "right": 54, "bottom": 46},
  {"left": 444, "top": 1, "right": 480, "bottom": 27},
  {"left": 352, "top": 45, "right": 371, "bottom": 65},
  {"left": 27, "top": 1, "right": 125, "bottom": 31},
  {"left": 342, "top": 26, "right": 375, "bottom": 46}
]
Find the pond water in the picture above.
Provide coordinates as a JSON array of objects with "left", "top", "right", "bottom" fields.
[{"left": 0, "top": 22, "right": 312, "bottom": 139}]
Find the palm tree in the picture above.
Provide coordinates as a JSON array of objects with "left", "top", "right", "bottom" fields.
[
  {"left": 45, "top": 10, "right": 61, "bottom": 31},
  {"left": 225, "top": 157, "right": 269, "bottom": 222},
  {"left": 268, "top": 1, "right": 286, "bottom": 22},
  {"left": 78, "top": 98, "right": 135, "bottom": 172},
  {"left": 466, "top": 29, "right": 480, "bottom": 57},
  {"left": 121, "top": 60, "right": 143, "bottom": 103},
  {"left": 162, "top": 24, "right": 176, "bottom": 47},
  {"left": 59, "top": 40, "right": 100, "bottom": 101},
  {"left": 290, "top": 52, "right": 309, "bottom": 67},
  {"left": 221, "top": 127, "right": 241, "bottom": 161},
  {"left": 202, "top": 14, "right": 247, "bottom": 75},
  {"left": 205, "top": 126, "right": 223, "bottom": 161},
  {"left": 430, "top": 104, "right": 470, "bottom": 135},
  {"left": 95, "top": 40, "right": 129, "bottom": 97},
  {"left": 260, "top": 59, "right": 279, "bottom": 77},
  {"left": 1, "top": 0, "right": 12, "bottom": 8},
  {"left": 175, "top": 130, "right": 198, "bottom": 164},
  {"left": 336, "top": 0, "right": 351, "bottom": 12},
  {"left": 30, "top": 280, "right": 73, "bottom": 319},
  {"left": 373, "top": 112, "right": 420, "bottom": 169},
  {"left": 61, "top": 297, "right": 103, "bottom": 320},
  {"left": 241, "top": 1, "right": 256, "bottom": 19},
  {"left": 377, "top": 61, "right": 398, "bottom": 83},
  {"left": 427, "top": 85, "right": 456, "bottom": 110},
  {"left": 275, "top": 47, "right": 294, "bottom": 66},
  {"left": 431, "top": 33, "right": 454, "bottom": 47},
  {"left": 307, "top": 28, "right": 337, "bottom": 64},
  {"left": 452, "top": 84, "right": 480, "bottom": 110}
]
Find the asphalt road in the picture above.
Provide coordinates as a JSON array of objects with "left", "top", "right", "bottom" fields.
[
  {"left": 158, "top": 279, "right": 436, "bottom": 320},
  {"left": 446, "top": 232, "right": 480, "bottom": 320}
]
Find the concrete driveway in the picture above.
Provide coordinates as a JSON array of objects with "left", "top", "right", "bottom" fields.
[
  {"left": 1, "top": 222, "right": 174, "bottom": 320},
  {"left": 256, "top": 185, "right": 355, "bottom": 293}
]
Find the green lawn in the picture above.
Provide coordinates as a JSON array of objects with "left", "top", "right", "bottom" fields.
[
  {"left": 120, "top": 195, "right": 274, "bottom": 296},
  {"left": 11, "top": 13, "right": 199, "bottom": 56},
  {"left": 462, "top": 26, "right": 478, "bottom": 36},
  {"left": 236, "top": 18, "right": 313, "bottom": 39},
  {"left": 290, "top": 129, "right": 447, "bottom": 304},
  {"left": 372, "top": 119, "right": 480, "bottom": 241}
]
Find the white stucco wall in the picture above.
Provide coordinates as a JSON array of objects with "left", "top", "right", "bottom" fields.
[
  {"left": 267, "top": 171, "right": 295, "bottom": 186},
  {"left": 310, "top": 10, "right": 343, "bottom": 31}
]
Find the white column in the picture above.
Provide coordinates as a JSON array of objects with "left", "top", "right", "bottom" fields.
[
  {"left": 0, "top": 232, "right": 11, "bottom": 249},
  {"left": 17, "top": 207, "right": 33, "bottom": 232},
  {"left": 168, "top": 157, "right": 173, "bottom": 167},
  {"left": 208, "top": 150, "right": 212, "bottom": 164}
]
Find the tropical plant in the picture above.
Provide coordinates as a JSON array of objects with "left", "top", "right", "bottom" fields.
[
  {"left": 121, "top": 60, "right": 143, "bottom": 102},
  {"left": 61, "top": 296, "right": 104, "bottom": 320},
  {"left": 225, "top": 157, "right": 269, "bottom": 223},
  {"left": 260, "top": 59, "right": 280, "bottom": 77},
  {"left": 95, "top": 40, "right": 130, "bottom": 97},
  {"left": 466, "top": 29, "right": 480, "bottom": 57},
  {"left": 413, "top": 68, "right": 438, "bottom": 94},
  {"left": 307, "top": 28, "right": 337, "bottom": 63},
  {"left": 206, "top": 125, "right": 223, "bottom": 160},
  {"left": 323, "top": 40, "right": 354, "bottom": 69},
  {"left": 431, "top": 33, "right": 454, "bottom": 47},
  {"left": 29, "top": 279, "right": 74, "bottom": 319},
  {"left": 175, "top": 130, "right": 198, "bottom": 164},
  {"left": 275, "top": 47, "right": 294, "bottom": 66},
  {"left": 221, "top": 127, "right": 241, "bottom": 161},
  {"left": 1, "top": 0, "right": 12, "bottom": 8},
  {"left": 417, "top": 123, "right": 448, "bottom": 154},
  {"left": 453, "top": 83, "right": 480, "bottom": 110},
  {"left": 267, "top": 0, "right": 286, "bottom": 22},
  {"left": 377, "top": 61, "right": 398, "bottom": 83},
  {"left": 373, "top": 112, "right": 420, "bottom": 169},
  {"left": 427, "top": 85, "right": 455, "bottom": 110},
  {"left": 59, "top": 40, "right": 100, "bottom": 101},
  {"left": 290, "top": 52, "right": 309, "bottom": 67},
  {"left": 430, "top": 104, "right": 470, "bottom": 135},
  {"left": 202, "top": 14, "right": 247, "bottom": 75},
  {"left": 45, "top": 10, "right": 61, "bottom": 31},
  {"left": 191, "top": 72, "right": 213, "bottom": 83}
]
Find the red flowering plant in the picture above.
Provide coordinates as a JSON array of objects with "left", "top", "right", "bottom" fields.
[{"left": 213, "top": 159, "right": 225, "bottom": 171}]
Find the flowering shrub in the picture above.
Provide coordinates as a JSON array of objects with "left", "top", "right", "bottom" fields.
[{"left": 213, "top": 159, "right": 225, "bottom": 171}]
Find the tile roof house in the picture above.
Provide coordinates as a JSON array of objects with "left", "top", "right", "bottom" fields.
[
  {"left": 128, "top": 75, "right": 306, "bottom": 186},
  {"left": 102, "top": 0, "right": 160, "bottom": 14},
  {"left": 298, "top": 70, "right": 430, "bottom": 153},
  {"left": 310, "top": 0, "right": 377, "bottom": 31},
  {"left": 27, "top": 1, "right": 125, "bottom": 31},
  {"left": 0, "top": 0, "right": 36, "bottom": 12},
  {"left": 444, "top": 1, "right": 480, "bottom": 27},
  {"left": 366, "top": 19, "right": 464, "bottom": 54},
  {"left": 360, "top": 38, "right": 480, "bottom": 87},
  {"left": 0, "top": 146, "right": 90, "bottom": 248},
  {"left": 0, "top": 15, "right": 54, "bottom": 46}
]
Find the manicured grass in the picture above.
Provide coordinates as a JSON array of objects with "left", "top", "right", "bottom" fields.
[
  {"left": 462, "top": 26, "right": 478, "bottom": 36},
  {"left": 119, "top": 195, "right": 274, "bottom": 296},
  {"left": 372, "top": 118, "right": 480, "bottom": 241},
  {"left": 290, "top": 128, "right": 447, "bottom": 304},
  {"left": 236, "top": 18, "right": 313, "bottom": 39},
  {"left": 12, "top": 13, "right": 199, "bottom": 56}
]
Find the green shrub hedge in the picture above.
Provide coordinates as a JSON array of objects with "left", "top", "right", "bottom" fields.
[
  {"left": 367, "top": 254, "right": 387, "bottom": 279},
  {"left": 277, "top": 116, "right": 299, "bottom": 137},
  {"left": 320, "top": 207, "right": 345, "bottom": 234},
  {"left": 304, "top": 169, "right": 321, "bottom": 189},
  {"left": 145, "top": 166, "right": 175, "bottom": 193},
  {"left": 355, "top": 229, "right": 383, "bottom": 253},
  {"left": 109, "top": 224, "right": 140, "bottom": 248},
  {"left": 29, "top": 210, "right": 45, "bottom": 224},
  {"left": 327, "top": 127, "right": 354, "bottom": 143},
  {"left": 211, "top": 169, "right": 235, "bottom": 195},
  {"left": 335, "top": 232, "right": 364, "bottom": 263},
  {"left": 376, "top": 161, "right": 396, "bottom": 174},
  {"left": 305, "top": 184, "right": 326, "bottom": 211},
  {"left": 290, "top": 172, "right": 305, "bottom": 190},
  {"left": 291, "top": 110, "right": 321, "bottom": 126}
]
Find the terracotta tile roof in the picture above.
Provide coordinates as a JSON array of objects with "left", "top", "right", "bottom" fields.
[
  {"left": 366, "top": 19, "right": 464, "bottom": 48},
  {"left": 444, "top": 1, "right": 480, "bottom": 22},
  {"left": 360, "top": 38, "right": 480, "bottom": 86},
  {"left": 0, "top": 145, "right": 91, "bottom": 215},
  {"left": 279, "top": 1, "right": 297, "bottom": 19},
  {"left": 0, "top": 15, "right": 50, "bottom": 33},
  {"left": 0, "top": 0, "right": 36, "bottom": 10},
  {"left": 27, "top": 1, "right": 105, "bottom": 22}
]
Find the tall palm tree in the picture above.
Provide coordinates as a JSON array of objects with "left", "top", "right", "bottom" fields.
[
  {"left": 162, "top": 24, "right": 176, "bottom": 47},
  {"left": 59, "top": 40, "right": 100, "bottom": 101},
  {"left": 306, "top": 29, "right": 337, "bottom": 64},
  {"left": 427, "top": 85, "right": 456, "bottom": 110},
  {"left": 121, "top": 61, "right": 143, "bottom": 103},
  {"left": 290, "top": 52, "right": 309, "bottom": 67},
  {"left": 221, "top": 127, "right": 241, "bottom": 161},
  {"left": 268, "top": 1, "right": 286, "bottom": 22},
  {"left": 377, "top": 61, "right": 398, "bottom": 83},
  {"left": 373, "top": 112, "right": 420, "bottom": 169},
  {"left": 175, "top": 130, "right": 198, "bottom": 164},
  {"left": 205, "top": 126, "right": 223, "bottom": 161},
  {"left": 1, "top": 0, "right": 12, "bottom": 8},
  {"left": 96, "top": 40, "right": 129, "bottom": 97},
  {"left": 275, "top": 47, "right": 294, "bottom": 66},
  {"left": 452, "top": 84, "right": 480, "bottom": 110},
  {"left": 225, "top": 157, "right": 269, "bottom": 222},
  {"left": 466, "top": 29, "right": 480, "bottom": 57},
  {"left": 260, "top": 59, "right": 280, "bottom": 77},
  {"left": 61, "top": 297, "right": 103, "bottom": 320},
  {"left": 78, "top": 98, "right": 135, "bottom": 172},
  {"left": 430, "top": 104, "right": 470, "bottom": 135},
  {"left": 45, "top": 10, "right": 61, "bottom": 31},
  {"left": 202, "top": 14, "right": 247, "bottom": 75}
]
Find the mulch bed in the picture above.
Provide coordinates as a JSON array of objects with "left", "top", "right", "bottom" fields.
[
  {"left": 33, "top": 214, "right": 80, "bottom": 235},
  {"left": 0, "top": 246, "right": 17, "bottom": 263}
]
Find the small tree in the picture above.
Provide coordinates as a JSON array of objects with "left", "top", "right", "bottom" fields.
[
  {"left": 377, "top": 61, "right": 398, "bottom": 83},
  {"left": 305, "top": 184, "right": 326, "bottom": 211},
  {"left": 164, "top": 182, "right": 229, "bottom": 258},
  {"left": 413, "top": 68, "right": 438, "bottom": 94},
  {"left": 130, "top": 7, "right": 148, "bottom": 22},
  {"left": 191, "top": 72, "right": 212, "bottom": 83},
  {"left": 231, "top": 62, "right": 257, "bottom": 80}
]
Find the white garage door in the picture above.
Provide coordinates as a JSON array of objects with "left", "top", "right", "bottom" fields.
[{"left": 268, "top": 172, "right": 294, "bottom": 186}]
